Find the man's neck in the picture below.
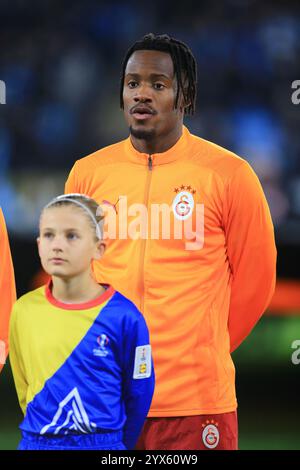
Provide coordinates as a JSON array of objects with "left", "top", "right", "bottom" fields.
[{"left": 130, "top": 125, "right": 183, "bottom": 155}]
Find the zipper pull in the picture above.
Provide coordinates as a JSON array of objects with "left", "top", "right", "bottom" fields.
[{"left": 148, "top": 155, "right": 153, "bottom": 171}]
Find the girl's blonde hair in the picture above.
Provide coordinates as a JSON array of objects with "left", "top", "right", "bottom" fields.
[{"left": 43, "top": 193, "right": 104, "bottom": 240}]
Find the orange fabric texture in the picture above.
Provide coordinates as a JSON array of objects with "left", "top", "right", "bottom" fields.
[
  {"left": 65, "top": 126, "right": 276, "bottom": 416},
  {"left": 0, "top": 208, "right": 16, "bottom": 372}
]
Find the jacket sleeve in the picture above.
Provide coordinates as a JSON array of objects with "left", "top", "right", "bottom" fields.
[
  {"left": 9, "top": 302, "right": 28, "bottom": 414},
  {"left": 223, "top": 161, "right": 277, "bottom": 353},
  {"left": 122, "top": 312, "right": 155, "bottom": 450},
  {"left": 0, "top": 208, "right": 16, "bottom": 372}
]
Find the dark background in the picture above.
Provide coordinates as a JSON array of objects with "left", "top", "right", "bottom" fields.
[{"left": 0, "top": 0, "right": 299, "bottom": 450}]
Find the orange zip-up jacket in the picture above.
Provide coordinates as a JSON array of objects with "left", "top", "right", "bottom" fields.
[
  {"left": 0, "top": 208, "right": 16, "bottom": 372},
  {"left": 65, "top": 126, "right": 277, "bottom": 416}
]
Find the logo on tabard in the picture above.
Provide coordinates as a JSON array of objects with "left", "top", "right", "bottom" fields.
[
  {"left": 172, "top": 185, "right": 196, "bottom": 221},
  {"left": 139, "top": 348, "right": 147, "bottom": 374},
  {"left": 133, "top": 345, "right": 152, "bottom": 379},
  {"left": 202, "top": 420, "right": 220, "bottom": 449},
  {"left": 93, "top": 334, "right": 110, "bottom": 357},
  {"left": 40, "top": 387, "right": 96, "bottom": 435}
]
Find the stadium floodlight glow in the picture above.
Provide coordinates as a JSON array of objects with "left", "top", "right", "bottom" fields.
[{"left": 0, "top": 80, "right": 6, "bottom": 104}]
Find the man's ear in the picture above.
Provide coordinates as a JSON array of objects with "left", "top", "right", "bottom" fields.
[
  {"left": 180, "top": 101, "right": 191, "bottom": 114},
  {"left": 184, "top": 95, "right": 191, "bottom": 109},
  {"left": 178, "top": 88, "right": 190, "bottom": 113}
]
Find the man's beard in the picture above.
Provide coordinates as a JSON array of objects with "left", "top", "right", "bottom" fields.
[{"left": 130, "top": 125, "right": 156, "bottom": 141}]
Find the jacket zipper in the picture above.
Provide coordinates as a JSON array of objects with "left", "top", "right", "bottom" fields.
[{"left": 138, "top": 155, "right": 153, "bottom": 312}]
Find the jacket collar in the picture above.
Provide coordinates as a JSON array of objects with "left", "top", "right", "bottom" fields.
[{"left": 124, "top": 125, "right": 190, "bottom": 166}]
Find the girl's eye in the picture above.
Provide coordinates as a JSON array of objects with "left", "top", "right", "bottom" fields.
[
  {"left": 67, "top": 233, "right": 78, "bottom": 240},
  {"left": 44, "top": 232, "right": 53, "bottom": 238}
]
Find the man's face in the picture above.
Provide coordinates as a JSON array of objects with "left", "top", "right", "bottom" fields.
[{"left": 123, "top": 50, "right": 184, "bottom": 142}]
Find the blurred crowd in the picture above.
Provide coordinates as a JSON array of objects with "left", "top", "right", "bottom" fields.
[{"left": 0, "top": 0, "right": 300, "bottom": 233}]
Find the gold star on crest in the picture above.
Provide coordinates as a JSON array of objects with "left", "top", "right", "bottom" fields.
[{"left": 173, "top": 185, "right": 197, "bottom": 195}]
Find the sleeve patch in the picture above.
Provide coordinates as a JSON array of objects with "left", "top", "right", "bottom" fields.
[{"left": 133, "top": 345, "right": 152, "bottom": 379}]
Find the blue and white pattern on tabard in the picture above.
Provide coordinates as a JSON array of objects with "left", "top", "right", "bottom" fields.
[{"left": 19, "top": 292, "right": 154, "bottom": 449}]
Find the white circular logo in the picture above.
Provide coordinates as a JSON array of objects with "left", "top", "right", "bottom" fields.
[
  {"left": 202, "top": 424, "right": 220, "bottom": 449},
  {"left": 172, "top": 191, "right": 194, "bottom": 221}
]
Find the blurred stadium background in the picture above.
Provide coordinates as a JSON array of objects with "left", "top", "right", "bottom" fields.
[{"left": 0, "top": 0, "right": 300, "bottom": 450}]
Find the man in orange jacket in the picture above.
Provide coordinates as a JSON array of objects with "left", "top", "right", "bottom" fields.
[
  {"left": 65, "top": 33, "right": 277, "bottom": 450},
  {"left": 0, "top": 208, "right": 16, "bottom": 373}
]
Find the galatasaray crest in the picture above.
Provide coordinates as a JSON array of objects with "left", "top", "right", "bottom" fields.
[
  {"left": 172, "top": 185, "right": 196, "bottom": 221},
  {"left": 201, "top": 420, "right": 220, "bottom": 449}
]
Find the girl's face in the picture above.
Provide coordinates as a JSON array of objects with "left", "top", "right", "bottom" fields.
[{"left": 37, "top": 205, "right": 104, "bottom": 279}]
